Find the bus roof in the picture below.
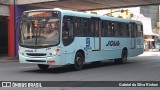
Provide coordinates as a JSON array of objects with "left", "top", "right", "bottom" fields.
[{"left": 24, "top": 8, "right": 142, "bottom": 24}]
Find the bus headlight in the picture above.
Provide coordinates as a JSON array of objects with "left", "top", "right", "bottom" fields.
[
  {"left": 50, "top": 48, "right": 60, "bottom": 56},
  {"left": 18, "top": 47, "right": 23, "bottom": 55},
  {"left": 18, "top": 50, "right": 24, "bottom": 55}
]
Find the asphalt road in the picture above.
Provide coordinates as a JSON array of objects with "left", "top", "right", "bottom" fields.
[{"left": 0, "top": 53, "right": 160, "bottom": 90}]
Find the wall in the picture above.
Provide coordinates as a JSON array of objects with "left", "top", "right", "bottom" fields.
[
  {"left": 140, "top": 5, "right": 159, "bottom": 30},
  {"left": 0, "top": 0, "right": 15, "bottom": 56},
  {"left": 0, "top": 5, "right": 10, "bottom": 16},
  {"left": 16, "top": 0, "right": 57, "bottom": 5}
]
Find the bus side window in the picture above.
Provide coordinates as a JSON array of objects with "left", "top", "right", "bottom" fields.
[
  {"left": 111, "top": 22, "right": 115, "bottom": 37},
  {"left": 107, "top": 21, "right": 112, "bottom": 37},
  {"left": 62, "top": 21, "right": 69, "bottom": 36},
  {"left": 137, "top": 24, "right": 143, "bottom": 37},
  {"left": 122, "top": 23, "right": 129, "bottom": 37},
  {"left": 66, "top": 21, "right": 74, "bottom": 36},
  {"left": 129, "top": 24, "right": 132, "bottom": 37},
  {"left": 62, "top": 16, "right": 74, "bottom": 37},
  {"left": 90, "top": 19, "right": 95, "bottom": 36},
  {"left": 95, "top": 20, "right": 99, "bottom": 37},
  {"left": 114, "top": 22, "right": 121, "bottom": 37},
  {"left": 101, "top": 20, "right": 106, "bottom": 37},
  {"left": 82, "top": 18, "right": 90, "bottom": 36},
  {"left": 62, "top": 16, "right": 74, "bottom": 46}
]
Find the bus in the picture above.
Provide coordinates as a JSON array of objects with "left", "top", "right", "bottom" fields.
[{"left": 19, "top": 8, "right": 143, "bottom": 70}]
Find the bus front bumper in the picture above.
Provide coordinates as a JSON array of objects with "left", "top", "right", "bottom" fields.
[{"left": 19, "top": 55, "right": 63, "bottom": 65}]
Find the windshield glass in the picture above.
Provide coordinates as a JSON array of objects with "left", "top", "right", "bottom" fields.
[{"left": 19, "top": 11, "right": 60, "bottom": 47}]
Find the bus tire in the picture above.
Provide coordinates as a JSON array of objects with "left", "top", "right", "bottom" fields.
[
  {"left": 73, "top": 52, "right": 84, "bottom": 71},
  {"left": 37, "top": 64, "right": 49, "bottom": 70},
  {"left": 114, "top": 49, "right": 127, "bottom": 64}
]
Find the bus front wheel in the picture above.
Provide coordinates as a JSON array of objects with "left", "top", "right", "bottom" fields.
[
  {"left": 73, "top": 52, "right": 84, "bottom": 71},
  {"left": 114, "top": 49, "right": 127, "bottom": 64},
  {"left": 37, "top": 64, "right": 49, "bottom": 70}
]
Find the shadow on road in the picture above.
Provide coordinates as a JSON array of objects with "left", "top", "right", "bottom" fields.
[
  {"left": 21, "top": 60, "right": 136, "bottom": 74},
  {"left": 19, "top": 55, "right": 160, "bottom": 74}
]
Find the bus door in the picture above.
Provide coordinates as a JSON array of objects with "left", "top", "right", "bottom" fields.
[
  {"left": 91, "top": 17, "right": 101, "bottom": 51},
  {"left": 130, "top": 22, "right": 136, "bottom": 49}
]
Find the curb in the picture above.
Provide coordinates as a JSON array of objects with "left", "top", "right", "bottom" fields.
[
  {"left": 139, "top": 52, "right": 160, "bottom": 56},
  {"left": 0, "top": 57, "right": 19, "bottom": 63}
]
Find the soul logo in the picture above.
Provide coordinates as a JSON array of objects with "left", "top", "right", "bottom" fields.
[
  {"left": 25, "top": 50, "right": 34, "bottom": 52},
  {"left": 106, "top": 41, "right": 120, "bottom": 46}
]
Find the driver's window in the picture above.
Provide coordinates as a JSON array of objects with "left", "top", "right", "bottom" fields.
[
  {"left": 62, "top": 16, "right": 74, "bottom": 37},
  {"left": 62, "top": 16, "right": 74, "bottom": 46}
]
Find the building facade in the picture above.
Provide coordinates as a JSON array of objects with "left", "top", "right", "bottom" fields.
[
  {"left": 0, "top": 0, "right": 15, "bottom": 56},
  {"left": 140, "top": 5, "right": 160, "bottom": 51}
]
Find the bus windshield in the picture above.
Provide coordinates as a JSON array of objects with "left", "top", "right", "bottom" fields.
[{"left": 19, "top": 11, "right": 60, "bottom": 47}]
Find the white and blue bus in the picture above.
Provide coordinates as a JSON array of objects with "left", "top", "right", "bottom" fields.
[{"left": 19, "top": 8, "right": 143, "bottom": 70}]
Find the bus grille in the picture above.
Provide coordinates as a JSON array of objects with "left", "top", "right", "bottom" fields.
[
  {"left": 26, "top": 53, "right": 46, "bottom": 56},
  {"left": 26, "top": 60, "right": 46, "bottom": 62}
]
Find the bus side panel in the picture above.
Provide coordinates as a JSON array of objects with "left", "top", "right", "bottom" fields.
[
  {"left": 62, "top": 36, "right": 143, "bottom": 65},
  {"left": 101, "top": 37, "right": 121, "bottom": 60},
  {"left": 128, "top": 48, "right": 143, "bottom": 57},
  {"left": 74, "top": 37, "right": 102, "bottom": 62},
  {"left": 63, "top": 53, "right": 75, "bottom": 65},
  {"left": 128, "top": 37, "right": 143, "bottom": 57},
  {"left": 62, "top": 41, "right": 76, "bottom": 65},
  {"left": 72, "top": 37, "right": 133, "bottom": 63},
  {"left": 101, "top": 37, "right": 130, "bottom": 59}
]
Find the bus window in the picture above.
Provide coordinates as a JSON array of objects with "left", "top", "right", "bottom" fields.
[
  {"left": 74, "top": 17, "right": 83, "bottom": 36},
  {"left": 95, "top": 20, "right": 99, "bottom": 37},
  {"left": 129, "top": 23, "right": 136, "bottom": 38},
  {"left": 90, "top": 18, "right": 100, "bottom": 37},
  {"left": 112, "top": 22, "right": 115, "bottom": 37},
  {"left": 90, "top": 19, "right": 94, "bottom": 36},
  {"left": 137, "top": 24, "right": 143, "bottom": 37},
  {"left": 101, "top": 20, "right": 106, "bottom": 37},
  {"left": 62, "top": 21, "right": 70, "bottom": 37},
  {"left": 82, "top": 18, "right": 90, "bottom": 36},
  {"left": 107, "top": 21, "right": 112, "bottom": 37},
  {"left": 62, "top": 16, "right": 74, "bottom": 37},
  {"left": 126, "top": 24, "right": 130, "bottom": 37},
  {"left": 114, "top": 22, "right": 122, "bottom": 37},
  {"left": 67, "top": 21, "right": 74, "bottom": 36},
  {"left": 122, "top": 23, "right": 129, "bottom": 37},
  {"left": 129, "top": 23, "right": 132, "bottom": 37},
  {"left": 62, "top": 16, "right": 74, "bottom": 46}
]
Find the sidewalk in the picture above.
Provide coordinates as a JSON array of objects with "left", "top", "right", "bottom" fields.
[
  {"left": 139, "top": 51, "right": 160, "bottom": 56},
  {"left": 0, "top": 56, "right": 18, "bottom": 63}
]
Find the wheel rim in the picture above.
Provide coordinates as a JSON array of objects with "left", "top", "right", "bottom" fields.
[
  {"left": 76, "top": 55, "right": 83, "bottom": 67},
  {"left": 74, "top": 53, "right": 84, "bottom": 70}
]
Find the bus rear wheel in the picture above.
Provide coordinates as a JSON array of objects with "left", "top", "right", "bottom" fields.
[
  {"left": 73, "top": 52, "right": 84, "bottom": 71},
  {"left": 37, "top": 64, "right": 49, "bottom": 70},
  {"left": 114, "top": 49, "right": 127, "bottom": 64}
]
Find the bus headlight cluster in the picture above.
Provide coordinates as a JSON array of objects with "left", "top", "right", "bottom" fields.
[
  {"left": 18, "top": 50, "right": 24, "bottom": 55},
  {"left": 18, "top": 47, "right": 24, "bottom": 55},
  {"left": 49, "top": 48, "right": 60, "bottom": 56}
]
